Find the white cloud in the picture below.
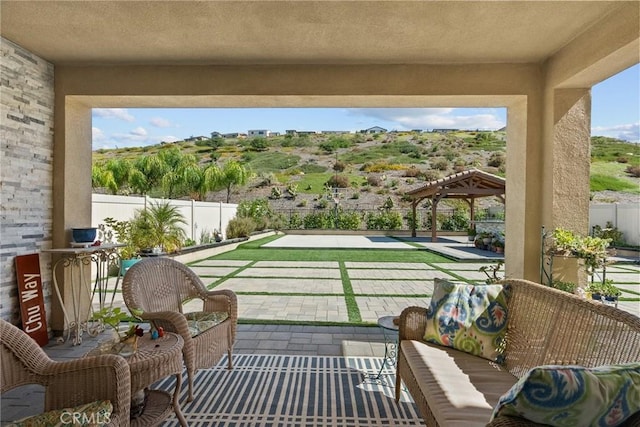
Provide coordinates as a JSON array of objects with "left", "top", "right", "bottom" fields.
[
  {"left": 150, "top": 117, "right": 172, "bottom": 128},
  {"left": 592, "top": 122, "right": 640, "bottom": 142},
  {"left": 130, "top": 127, "right": 148, "bottom": 137},
  {"left": 348, "top": 108, "right": 505, "bottom": 131},
  {"left": 160, "top": 135, "right": 179, "bottom": 143},
  {"left": 92, "top": 108, "right": 135, "bottom": 122},
  {"left": 92, "top": 127, "right": 106, "bottom": 142}
]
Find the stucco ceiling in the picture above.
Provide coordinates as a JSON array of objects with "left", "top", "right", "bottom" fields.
[{"left": 0, "top": 1, "right": 633, "bottom": 66}]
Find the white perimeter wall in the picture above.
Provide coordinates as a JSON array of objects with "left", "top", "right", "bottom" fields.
[
  {"left": 590, "top": 204, "right": 640, "bottom": 246},
  {"left": 91, "top": 194, "right": 238, "bottom": 242}
]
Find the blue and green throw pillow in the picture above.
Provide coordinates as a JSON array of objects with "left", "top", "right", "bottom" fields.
[
  {"left": 491, "top": 363, "right": 640, "bottom": 426},
  {"left": 424, "top": 278, "right": 510, "bottom": 363}
]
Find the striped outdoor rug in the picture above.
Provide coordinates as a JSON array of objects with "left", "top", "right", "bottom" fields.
[{"left": 158, "top": 354, "right": 424, "bottom": 426}]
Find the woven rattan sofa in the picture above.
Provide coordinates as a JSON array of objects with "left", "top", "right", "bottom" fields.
[
  {"left": 1, "top": 319, "right": 131, "bottom": 426},
  {"left": 395, "top": 278, "right": 640, "bottom": 427}
]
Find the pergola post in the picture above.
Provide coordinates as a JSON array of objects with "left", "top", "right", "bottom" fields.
[
  {"left": 411, "top": 200, "right": 417, "bottom": 238},
  {"left": 431, "top": 197, "right": 438, "bottom": 242}
]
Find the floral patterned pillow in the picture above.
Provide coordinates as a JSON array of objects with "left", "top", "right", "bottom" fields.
[
  {"left": 491, "top": 363, "right": 640, "bottom": 426},
  {"left": 423, "top": 279, "right": 510, "bottom": 363}
]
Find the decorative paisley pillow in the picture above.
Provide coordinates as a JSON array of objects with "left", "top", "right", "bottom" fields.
[
  {"left": 491, "top": 363, "right": 640, "bottom": 426},
  {"left": 423, "top": 279, "right": 510, "bottom": 363}
]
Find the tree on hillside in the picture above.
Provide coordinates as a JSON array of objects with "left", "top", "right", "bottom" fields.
[
  {"left": 131, "top": 154, "right": 168, "bottom": 195},
  {"left": 92, "top": 165, "right": 118, "bottom": 194},
  {"left": 207, "top": 160, "right": 251, "bottom": 203},
  {"left": 92, "top": 158, "right": 133, "bottom": 194},
  {"left": 160, "top": 152, "right": 200, "bottom": 198}
]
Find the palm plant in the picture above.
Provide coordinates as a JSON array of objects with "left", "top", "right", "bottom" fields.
[{"left": 134, "top": 201, "right": 187, "bottom": 253}]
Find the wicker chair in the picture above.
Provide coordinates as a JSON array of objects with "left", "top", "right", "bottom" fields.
[
  {"left": 122, "top": 257, "right": 238, "bottom": 402},
  {"left": 0, "top": 319, "right": 131, "bottom": 426}
]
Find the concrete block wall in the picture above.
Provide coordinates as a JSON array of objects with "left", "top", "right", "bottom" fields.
[{"left": 0, "top": 37, "right": 54, "bottom": 324}]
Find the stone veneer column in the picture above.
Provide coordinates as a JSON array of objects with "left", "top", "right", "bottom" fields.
[{"left": 0, "top": 37, "right": 54, "bottom": 324}]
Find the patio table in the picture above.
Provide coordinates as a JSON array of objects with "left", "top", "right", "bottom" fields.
[{"left": 87, "top": 331, "right": 187, "bottom": 426}]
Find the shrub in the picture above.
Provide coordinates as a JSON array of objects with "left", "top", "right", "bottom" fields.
[
  {"left": 593, "top": 222, "right": 625, "bottom": 246},
  {"left": 403, "top": 167, "right": 422, "bottom": 178},
  {"left": 249, "top": 137, "right": 269, "bottom": 151},
  {"left": 303, "top": 211, "right": 332, "bottom": 229},
  {"left": 367, "top": 175, "right": 382, "bottom": 186},
  {"left": 551, "top": 280, "right": 577, "bottom": 294},
  {"left": 226, "top": 217, "right": 256, "bottom": 238},
  {"left": 270, "top": 187, "right": 282, "bottom": 199},
  {"left": 432, "top": 159, "right": 449, "bottom": 171},
  {"left": 365, "top": 211, "right": 403, "bottom": 230},
  {"left": 335, "top": 210, "right": 362, "bottom": 230},
  {"left": 625, "top": 165, "right": 640, "bottom": 178},
  {"left": 440, "top": 209, "right": 469, "bottom": 231},
  {"left": 326, "top": 174, "right": 350, "bottom": 188},
  {"left": 237, "top": 198, "right": 272, "bottom": 230},
  {"left": 286, "top": 183, "right": 298, "bottom": 199},
  {"left": 488, "top": 152, "right": 506, "bottom": 167},
  {"left": 422, "top": 170, "right": 441, "bottom": 182},
  {"left": 333, "top": 160, "right": 347, "bottom": 172}
]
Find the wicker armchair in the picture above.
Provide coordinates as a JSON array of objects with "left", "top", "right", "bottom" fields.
[
  {"left": 0, "top": 319, "right": 131, "bottom": 426},
  {"left": 122, "top": 257, "right": 238, "bottom": 402}
]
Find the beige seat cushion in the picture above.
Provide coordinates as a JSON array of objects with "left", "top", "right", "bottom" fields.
[{"left": 401, "top": 340, "right": 517, "bottom": 427}]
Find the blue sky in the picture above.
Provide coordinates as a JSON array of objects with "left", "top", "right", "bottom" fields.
[{"left": 92, "top": 64, "right": 639, "bottom": 150}]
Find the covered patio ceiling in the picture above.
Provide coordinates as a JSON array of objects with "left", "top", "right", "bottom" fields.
[{"left": 1, "top": 0, "right": 637, "bottom": 84}]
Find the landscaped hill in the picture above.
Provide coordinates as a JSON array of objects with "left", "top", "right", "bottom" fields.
[{"left": 93, "top": 131, "right": 639, "bottom": 210}]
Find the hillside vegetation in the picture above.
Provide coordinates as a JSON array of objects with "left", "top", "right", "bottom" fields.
[{"left": 93, "top": 132, "right": 639, "bottom": 210}]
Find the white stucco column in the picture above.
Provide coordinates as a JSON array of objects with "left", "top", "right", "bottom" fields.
[
  {"left": 550, "top": 88, "right": 592, "bottom": 234},
  {"left": 51, "top": 97, "right": 93, "bottom": 332}
]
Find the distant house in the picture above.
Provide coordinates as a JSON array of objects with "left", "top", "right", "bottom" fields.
[
  {"left": 363, "top": 126, "right": 387, "bottom": 134},
  {"left": 248, "top": 129, "right": 270, "bottom": 137},
  {"left": 184, "top": 135, "right": 208, "bottom": 142},
  {"left": 321, "top": 130, "right": 349, "bottom": 134},
  {"left": 431, "top": 128, "right": 458, "bottom": 133},
  {"left": 210, "top": 131, "right": 221, "bottom": 138},
  {"left": 222, "top": 132, "right": 239, "bottom": 138},
  {"left": 286, "top": 129, "right": 319, "bottom": 136}
]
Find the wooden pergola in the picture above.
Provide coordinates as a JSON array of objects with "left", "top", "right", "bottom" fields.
[{"left": 406, "top": 169, "right": 505, "bottom": 241}]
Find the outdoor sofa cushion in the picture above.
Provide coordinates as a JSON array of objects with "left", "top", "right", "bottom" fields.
[
  {"left": 185, "top": 311, "right": 229, "bottom": 337},
  {"left": 424, "top": 279, "right": 511, "bottom": 363},
  {"left": 6, "top": 400, "right": 112, "bottom": 427},
  {"left": 401, "top": 339, "right": 517, "bottom": 426},
  {"left": 491, "top": 363, "right": 640, "bottom": 426}
]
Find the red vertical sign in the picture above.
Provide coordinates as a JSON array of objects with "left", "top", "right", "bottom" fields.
[{"left": 15, "top": 254, "right": 49, "bottom": 346}]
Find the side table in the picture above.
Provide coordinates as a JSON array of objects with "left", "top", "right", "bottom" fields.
[
  {"left": 43, "top": 244, "right": 124, "bottom": 345},
  {"left": 363, "top": 315, "right": 399, "bottom": 385},
  {"left": 87, "top": 331, "right": 187, "bottom": 426}
]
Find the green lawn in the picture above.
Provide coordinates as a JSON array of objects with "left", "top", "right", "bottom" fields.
[{"left": 211, "top": 235, "right": 452, "bottom": 263}]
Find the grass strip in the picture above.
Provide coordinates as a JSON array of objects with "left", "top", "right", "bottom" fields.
[
  {"left": 339, "top": 261, "right": 362, "bottom": 323},
  {"left": 213, "top": 246, "right": 450, "bottom": 263},
  {"left": 208, "top": 260, "right": 257, "bottom": 289}
]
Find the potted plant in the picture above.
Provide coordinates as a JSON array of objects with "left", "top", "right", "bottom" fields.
[
  {"left": 550, "top": 228, "right": 611, "bottom": 276},
  {"left": 587, "top": 280, "right": 621, "bottom": 302},
  {"left": 101, "top": 217, "right": 142, "bottom": 274},
  {"left": 134, "top": 201, "right": 187, "bottom": 254},
  {"left": 493, "top": 239, "right": 504, "bottom": 254},
  {"left": 466, "top": 227, "right": 476, "bottom": 242}
]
